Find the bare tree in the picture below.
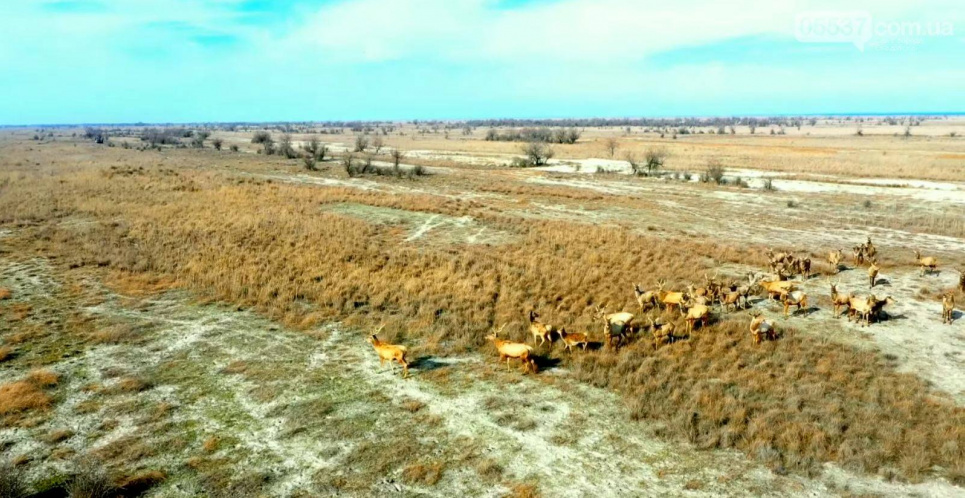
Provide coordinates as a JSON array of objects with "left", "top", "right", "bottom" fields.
[
  {"left": 604, "top": 137, "right": 619, "bottom": 158},
  {"left": 371, "top": 135, "right": 384, "bottom": 155},
  {"left": 522, "top": 142, "right": 554, "bottom": 166},
  {"left": 644, "top": 147, "right": 667, "bottom": 175},
  {"left": 212, "top": 138, "right": 223, "bottom": 151},
  {"left": 391, "top": 149, "right": 406, "bottom": 175},
  {"left": 354, "top": 135, "right": 369, "bottom": 153},
  {"left": 278, "top": 133, "right": 297, "bottom": 159}
]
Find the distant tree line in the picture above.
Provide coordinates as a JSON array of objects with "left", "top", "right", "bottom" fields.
[{"left": 485, "top": 127, "right": 581, "bottom": 144}]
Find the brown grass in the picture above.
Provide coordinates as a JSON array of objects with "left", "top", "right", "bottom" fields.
[
  {"left": 1, "top": 137, "right": 964, "bottom": 484},
  {"left": 0, "top": 381, "right": 52, "bottom": 415},
  {"left": 0, "top": 288, "right": 11, "bottom": 300},
  {"left": 28, "top": 369, "right": 59, "bottom": 387},
  {"left": 0, "top": 346, "right": 12, "bottom": 362},
  {"left": 401, "top": 461, "right": 445, "bottom": 486}
]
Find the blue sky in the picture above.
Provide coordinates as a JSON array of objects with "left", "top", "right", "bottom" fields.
[{"left": 0, "top": 0, "right": 962, "bottom": 124}]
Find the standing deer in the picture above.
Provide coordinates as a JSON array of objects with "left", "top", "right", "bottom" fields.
[
  {"left": 749, "top": 312, "right": 775, "bottom": 344},
  {"left": 527, "top": 310, "right": 555, "bottom": 347},
  {"left": 656, "top": 280, "right": 686, "bottom": 312},
  {"left": 367, "top": 328, "right": 409, "bottom": 378},
  {"left": 486, "top": 325, "right": 537, "bottom": 374},
  {"left": 648, "top": 316, "right": 677, "bottom": 349},
  {"left": 942, "top": 294, "right": 955, "bottom": 325},
  {"left": 633, "top": 284, "right": 658, "bottom": 312},
  {"left": 595, "top": 305, "right": 634, "bottom": 349},
  {"left": 914, "top": 250, "right": 938, "bottom": 276},
  {"left": 868, "top": 259, "right": 880, "bottom": 288},
  {"left": 780, "top": 290, "right": 808, "bottom": 317},
  {"left": 828, "top": 249, "right": 843, "bottom": 273},
  {"left": 828, "top": 279, "right": 852, "bottom": 318},
  {"left": 558, "top": 328, "right": 590, "bottom": 352}
]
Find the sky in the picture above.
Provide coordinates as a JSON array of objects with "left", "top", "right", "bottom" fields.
[{"left": 0, "top": 0, "right": 962, "bottom": 124}]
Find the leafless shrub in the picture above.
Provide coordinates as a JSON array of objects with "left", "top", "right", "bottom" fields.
[
  {"left": 371, "top": 135, "right": 384, "bottom": 155},
  {"left": 644, "top": 147, "right": 667, "bottom": 175},
  {"left": 354, "top": 135, "right": 369, "bottom": 153},
  {"left": 0, "top": 462, "right": 27, "bottom": 498},
  {"left": 212, "top": 138, "right": 223, "bottom": 151},
  {"left": 604, "top": 137, "right": 619, "bottom": 158},
  {"left": 521, "top": 141, "right": 554, "bottom": 166},
  {"left": 278, "top": 133, "right": 297, "bottom": 159}
]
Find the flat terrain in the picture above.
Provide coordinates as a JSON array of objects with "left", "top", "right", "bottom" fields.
[{"left": 1, "top": 120, "right": 964, "bottom": 497}]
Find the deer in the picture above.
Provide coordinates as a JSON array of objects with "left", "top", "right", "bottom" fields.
[
  {"left": 914, "top": 250, "right": 938, "bottom": 277},
  {"left": 721, "top": 289, "right": 742, "bottom": 312},
  {"left": 558, "top": 328, "right": 589, "bottom": 352},
  {"left": 828, "top": 249, "right": 843, "bottom": 273},
  {"left": 486, "top": 325, "right": 537, "bottom": 374},
  {"left": 828, "top": 279, "right": 852, "bottom": 318},
  {"left": 760, "top": 278, "right": 795, "bottom": 300},
  {"left": 868, "top": 295, "right": 894, "bottom": 324},
  {"left": 366, "top": 328, "right": 409, "bottom": 378},
  {"left": 868, "top": 259, "right": 880, "bottom": 288},
  {"left": 847, "top": 295, "right": 874, "bottom": 326},
  {"left": 633, "top": 284, "right": 658, "bottom": 312},
  {"left": 527, "top": 310, "right": 555, "bottom": 347},
  {"left": 795, "top": 256, "right": 812, "bottom": 280},
  {"left": 648, "top": 316, "right": 677, "bottom": 349},
  {"left": 852, "top": 246, "right": 866, "bottom": 266},
  {"left": 864, "top": 237, "right": 876, "bottom": 260},
  {"left": 942, "top": 294, "right": 955, "bottom": 324},
  {"left": 779, "top": 290, "right": 808, "bottom": 318},
  {"left": 656, "top": 279, "right": 686, "bottom": 312},
  {"left": 749, "top": 312, "right": 775, "bottom": 344},
  {"left": 595, "top": 305, "right": 634, "bottom": 349},
  {"left": 680, "top": 297, "right": 711, "bottom": 334}
]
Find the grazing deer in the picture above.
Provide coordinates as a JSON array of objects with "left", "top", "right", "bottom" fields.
[
  {"left": 828, "top": 249, "right": 843, "bottom": 273},
  {"left": 749, "top": 313, "right": 775, "bottom": 344},
  {"left": 656, "top": 279, "right": 686, "bottom": 312},
  {"left": 648, "top": 316, "right": 677, "bottom": 349},
  {"left": 779, "top": 290, "right": 808, "bottom": 317},
  {"left": 868, "top": 259, "right": 880, "bottom": 288},
  {"left": 527, "top": 310, "right": 555, "bottom": 347},
  {"left": 558, "top": 328, "right": 589, "bottom": 352},
  {"left": 914, "top": 250, "right": 938, "bottom": 276},
  {"left": 633, "top": 284, "right": 658, "bottom": 312},
  {"left": 367, "top": 329, "right": 409, "bottom": 378},
  {"left": 942, "top": 294, "right": 955, "bottom": 325},
  {"left": 486, "top": 326, "right": 537, "bottom": 374},
  {"left": 595, "top": 305, "right": 634, "bottom": 349},
  {"left": 828, "top": 279, "right": 852, "bottom": 318}
]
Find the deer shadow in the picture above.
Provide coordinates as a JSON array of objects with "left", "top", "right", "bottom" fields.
[
  {"left": 409, "top": 356, "right": 450, "bottom": 373},
  {"left": 533, "top": 355, "right": 562, "bottom": 372},
  {"left": 789, "top": 306, "right": 820, "bottom": 318},
  {"left": 871, "top": 278, "right": 892, "bottom": 287}
]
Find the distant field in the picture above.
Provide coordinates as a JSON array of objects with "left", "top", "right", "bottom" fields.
[{"left": 1, "top": 123, "right": 964, "bottom": 497}]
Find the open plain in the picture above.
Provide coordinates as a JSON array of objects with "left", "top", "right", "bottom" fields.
[{"left": 1, "top": 118, "right": 965, "bottom": 497}]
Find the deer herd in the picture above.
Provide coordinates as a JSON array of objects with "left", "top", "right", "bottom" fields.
[{"left": 368, "top": 237, "right": 963, "bottom": 376}]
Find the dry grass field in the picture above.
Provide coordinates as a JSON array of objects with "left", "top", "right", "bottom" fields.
[{"left": 1, "top": 119, "right": 964, "bottom": 497}]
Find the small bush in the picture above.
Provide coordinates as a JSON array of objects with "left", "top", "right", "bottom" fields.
[
  {"left": 521, "top": 141, "right": 554, "bottom": 166},
  {"left": 762, "top": 178, "right": 775, "bottom": 191},
  {"left": 0, "top": 288, "right": 9, "bottom": 300},
  {"left": 703, "top": 159, "right": 725, "bottom": 185},
  {"left": 212, "top": 138, "right": 223, "bottom": 151},
  {"left": 0, "top": 380, "right": 51, "bottom": 415},
  {"left": 28, "top": 369, "right": 59, "bottom": 387},
  {"left": 0, "top": 462, "right": 27, "bottom": 498},
  {"left": 0, "top": 346, "right": 12, "bottom": 362},
  {"left": 229, "top": 144, "right": 240, "bottom": 152},
  {"left": 67, "top": 458, "right": 114, "bottom": 498},
  {"left": 787, "top": 200, "right": 798, "bottom": 208}
]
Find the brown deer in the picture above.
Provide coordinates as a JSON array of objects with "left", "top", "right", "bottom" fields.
[
  {"left": 780, "top": 290, "right": 808, "bottom": 318},
  {"left": 828, "top": 279, "right": 852, "bottom": 318},
  {"left": 942, "top": 293, "right": 955, "bottom": 325},
  {"left": 633, "top": 284, "right": 658, "bottom": 312},
  {"left": 828, "top": 249, "right": 843, "bottom": 273},
  {"left": 527, "top": 310, "right": 555, "bottom": 347},
  {"left": 868, "top": 259, "right": 880, "bottom": 288},
  {"left": 367, "top": 328, "right": 409, "bottom": 378},
  {"left": 914, "top": 250, "right": 938, "bottom": 276},
  {"left": 648, "top": 316, "right": 677, "bottom": 349},
  {"left": 656, "top": 279, "right": 686, "bottom": 312},
  {"left": 486, "top": 326, "right": 537, "bottom": 374},
  {"left": 558, "top": 328, "right": 590, "bottom": 352},
  {"left": 595, "top": 305, "right": 634, "bottom": 349},
  {"left": 749, "top": 312, "right": 775, "bottom": 344}
]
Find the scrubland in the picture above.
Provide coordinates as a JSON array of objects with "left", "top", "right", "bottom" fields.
[{"left": 1, "top": 121, "right": 964, "bottom": 496}]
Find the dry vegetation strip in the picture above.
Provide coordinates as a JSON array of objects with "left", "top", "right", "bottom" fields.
[{"left": 1, "top": 149, "right": 963, "bottom": 484}]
